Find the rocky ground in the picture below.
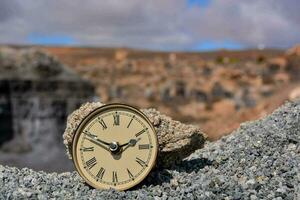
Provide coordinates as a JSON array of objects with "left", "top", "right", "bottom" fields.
[{"left": 0, "top": 100, "right": 299, "bottom": 199}]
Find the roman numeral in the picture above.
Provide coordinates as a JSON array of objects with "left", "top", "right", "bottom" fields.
[
  {"left": 127, "top": 168, "right": 134, "bottom": 180},
  {"left": 135, "top": 128, "right": 147, "bottom": 137},
  {"left": 96, "top": 167, "right": 105, "bottom": 180},
  {"left": 127, "top": 116, "right": 134, "bottom": 128},
  {"left": 136, "top": 157, "right": 147, "bottom": 167},
  {"left": 138, "top": 144, "right": 150, "bottom": 150},
  {"left": 81, "top": 147, "right": 94, "bottom": 152},
  {"left": 98, "top": 118, "right": 107, "bottom": 130},
  {"left": 85, "top": 157, "right": 97, "bottom": 169},
  {"left": 113, "top": 112, "right": 120, "bottom": 126},
  {"left": 112, "top": 171, "right": 118, "bottom": 183}
]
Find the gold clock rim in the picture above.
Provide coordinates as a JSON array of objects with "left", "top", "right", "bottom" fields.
[{"left": 71, "top": 103, "right": 158, "bottom": 191}]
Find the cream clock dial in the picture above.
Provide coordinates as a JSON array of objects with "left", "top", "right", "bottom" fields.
[{"left": 72, "top": 103, "right": 158, "bottom": 191}]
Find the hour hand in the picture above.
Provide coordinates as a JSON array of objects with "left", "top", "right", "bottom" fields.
[
  {"left": 121, "top": 138, "right": 141, "bottom": 153},
  {"left": 120, "top": 139, "right": 135, "bottom": 147}
]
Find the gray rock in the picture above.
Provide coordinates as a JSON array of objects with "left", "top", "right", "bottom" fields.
[
  {"left": 0, "top": 47, "right": 96, "bottom": 172},
  {"left": 0, "top": 47, "right": 81, "bottom": 81},
  {"left": 0, "top": 100, "right": 299, "bottom": 199},
  {"left": 63, "top": 102, "right": 207, "bottom": 168}
]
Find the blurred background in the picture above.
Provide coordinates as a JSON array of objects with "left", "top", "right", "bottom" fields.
[{"left": 0, "top": 0, "right": 300, "bottom": 172}]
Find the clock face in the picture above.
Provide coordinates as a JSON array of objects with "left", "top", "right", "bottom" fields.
[{"left": 72, "top": 103, "right": 158, "bottom": 191}]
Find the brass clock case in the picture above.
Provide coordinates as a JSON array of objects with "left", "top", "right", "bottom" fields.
[{"left": 71, "top": 103, "right": 158, "bottom": 191}]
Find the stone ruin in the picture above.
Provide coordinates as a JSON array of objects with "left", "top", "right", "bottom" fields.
[{"left": 0, "top": 47, "right": 96, "bottom": 172}]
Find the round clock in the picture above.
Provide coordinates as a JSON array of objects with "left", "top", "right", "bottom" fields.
[{"left": 71, "top": 103, "right": 158, "bottom": 191}]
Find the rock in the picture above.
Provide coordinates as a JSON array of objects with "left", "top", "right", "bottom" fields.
[
  {"left": 1, "top": 100, "right": 300, "bottom": 199},
  {"left": 273, "top": 72, "right": 290, "bottom": 84},
  {"left": 114, "top": 49, "right": 128, "bottom": 62},
  {"left": 141, "top": 108, "right": 206, "bottom": 167},
  {"left": 286, "top": 45, "right": 300, "bottom": 80},
  {"left": 0, "top": 47, "right": 79, "bottom": 80},
  {"left": 267, "top": 57, "right": 287, "bottom": 72},
  {"left": 144, "top": 85, "right": 155, "bottom": 100},
  {"left": 108, "top": 85, "right": 123, "bottom": 99},
  {"left": 168, "top": 53, "right": 177, "bottom": 63},
  {"left": 259, "top": 85, "right": 274, "bottom": 97},
  {"left": 63, "top": 102, "right": 104, "bottom": 157},
  {"left": 286, "top": 45, "right": 300, "bottom": 56},
  {"left": 211, "top": 82, "right": 232, "bottom": 101},
  {"left": 63, "top": 102, "right": 207, "bottom": 168},
  {"left": 0, "top": 47, "right": 96, "bottom": 172},
  {"left": 234, "top": 88, "right": 256, "bottom": 109},
  {"left": 289, "top": 87, "right": 300, "bottom": 101},
  {"left": 159, "top": 83, "right": 172, "bottom": 102},
  {"left": 23, "top": 50, "right": 63, "bottom": 77},
  {"left": 191, "top": 89, "right": 208, "bottom": 103},
  {"left": 174, "top": 80, "right": 187, "bottom": 98}
]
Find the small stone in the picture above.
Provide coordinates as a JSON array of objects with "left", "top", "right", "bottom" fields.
[
  {"left": 246, "top": 179, "right": 256, "bottom": 185},
  {"left": 289, "top": 87, "right": 300, "bottom": 101},
  {"left": 170, "top": 178, "right": 179, "bottom": 187},
  {"left": 276, "top": 187, "right": 286, "bottom": 194}
]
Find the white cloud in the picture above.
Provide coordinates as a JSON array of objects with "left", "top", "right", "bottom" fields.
[{"left": 0, "top": 0, "right": 299, "bottom": 50}]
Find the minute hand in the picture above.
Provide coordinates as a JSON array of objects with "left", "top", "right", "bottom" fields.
[
  {"left": 85, "top": 132, "right": 110, "bottom": 146},
  {"left": 86, "top": 137, "right": 110, "bottom": 152},
  {"left": 95, "top": 138, "right": 110, "bottom": 146}
]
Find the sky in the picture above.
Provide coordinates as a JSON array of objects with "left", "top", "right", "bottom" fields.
[{"left": 0, "top": 0, "right": 299, "bottom": 51}]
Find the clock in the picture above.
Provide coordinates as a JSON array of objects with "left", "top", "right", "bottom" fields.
[{"left": 71, "top": 103, "right": 158, "bottom": 191}]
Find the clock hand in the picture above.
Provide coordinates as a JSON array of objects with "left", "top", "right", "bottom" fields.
[
  {"left": 96, "top": 138, "right": 110, "bottom": 146},
  {"left": 85, "top": 132, "right": 110, "bottom": 146},
  {"left": 119, "top": 139, "right": 138, "bottom": 147},
  {"left": 121, "top": 138, "right": 141, "bottom": 152},
  {"left": 86, "top": 137, "right": 110, "bottom": 152}
]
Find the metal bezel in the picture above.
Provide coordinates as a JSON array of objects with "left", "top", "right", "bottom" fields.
[{"left": 71, "top": 103, "right": 158, "bottom": 191}]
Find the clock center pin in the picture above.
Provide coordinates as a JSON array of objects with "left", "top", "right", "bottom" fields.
[{"left": 109, "top": 141, "right": 120, "bottom": 153}]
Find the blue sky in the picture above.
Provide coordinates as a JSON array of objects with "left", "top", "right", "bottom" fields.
[
  {"left": 25, "top": 34, "right": 244, "bottom": 52},
  {"left": 24, "top": 0, "right": 241, "bottom": 51},
  {"left": 187, "top": 0, "right": 210, "bottom": 8},
  {"left": 27, "top": 34, "right": 76, "bottom": 46},
  {"left": 26, "top": 0, "right": 223, "bottom": 51},
  {"left": 193, "top": 40, "right": 243, "bottom": 51},
  {"left": 0, "top": 0, "right": 299, "bottom": 51}
]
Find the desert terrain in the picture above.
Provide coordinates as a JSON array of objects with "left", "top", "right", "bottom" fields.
[{"left": 40, "top": 45, "right": 300, "bottom": 140}]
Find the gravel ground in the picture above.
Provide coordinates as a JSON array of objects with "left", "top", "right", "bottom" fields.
[{"left": 0, "top": 101, "right": 299, "bottom": 199}]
